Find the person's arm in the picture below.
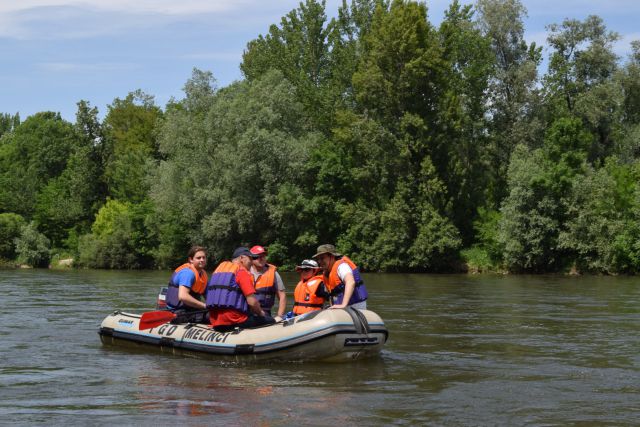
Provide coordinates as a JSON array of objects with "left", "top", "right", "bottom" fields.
[
  {"left": 276, "top": 290, "right": 286, "bottom": 316},
  {"left": 176, "top": 270, "right": 206, "bottom": 309},
  {"left": 237, "top": 269, "right": 266, "bottom": 317},
  {"left": 330, "top": 272, "right": 355, "bottom": 309},
  {"left": 275, "top": 272, "right": 286, "bottom": 316},
  {"left": 316, "top": 281, "right": 330, "bottom": 302},
  {"left": 246, "top": 294, "right": 266, "bottom": 317}
]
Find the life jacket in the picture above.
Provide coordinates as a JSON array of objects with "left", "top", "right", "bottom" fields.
[
  {"left": 205, "top": 261, "right": 250, "bottom": 314},
  {"left": 325, "top": 256, "right": 368, "bottom": 306},
  {"left": 166, "top": 263, "right": 208, "bottom": 309},
  {"left": 293, "top": 275, "right": 326, "bottom": 315},
  {"left": 253, "top": 264, "right": 277, "bottom": 311}
]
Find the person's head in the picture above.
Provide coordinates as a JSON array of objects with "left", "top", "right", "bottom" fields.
[
  {"left": 232, "top": 247, "right": 256, "bottom": 270},
  {"left": 295, "top": 259, "right": 320, "bottom": 280},
  {"left": 312, "top": 244, "right": 341, "bottom": 273},
  {"left": 187, "top": 245, "right": 207, "bottom": 271},
  {"left": 250, "top": 245, "right": 268, "bottom": 269}
]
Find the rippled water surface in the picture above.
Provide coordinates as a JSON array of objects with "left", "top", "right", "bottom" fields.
[{"left": 1, "top": 269, "right": 639, "bottom": 425}]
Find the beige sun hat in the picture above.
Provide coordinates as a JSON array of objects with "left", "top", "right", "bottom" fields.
[{"left": 312, "top": 244, "right": 342, "bottom": 259}]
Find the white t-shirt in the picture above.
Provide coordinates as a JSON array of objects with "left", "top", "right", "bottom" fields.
[
  {"left": 337, "top": 262, "right": 354, "bottom": 282},
  {"left": 333, "top": 261, "right": 366, "bottom": 309}
]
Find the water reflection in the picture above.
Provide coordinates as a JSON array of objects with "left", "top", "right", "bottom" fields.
[{"left": 129, "top": 361, "right": 388, "bottom": 423}]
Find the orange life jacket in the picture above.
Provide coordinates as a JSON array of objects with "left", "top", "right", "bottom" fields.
[
  {"left": 254, "top": 264, "right": 277, "bottom": 310},
  {"left": 212, "top": 260, "right": 240, "bottom": 276},
  {"left": 324, "top": 256, "right": 368, "bottom": 305},
  {"left": 166, "top": 263, "right": 208, "bottom": 308},
  {"left": 325, "top": 256, "right": 358, "bottom": 293},
  {"left": 293, "top": 275, "right": 326, "bottom": 315},
  {"left": 182, "top": 263, "right": 208, "bottom": 294}
]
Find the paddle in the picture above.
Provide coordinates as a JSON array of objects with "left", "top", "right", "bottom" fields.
[
  {"left": 138, "top": 310, "right": 177, "bottom": 330},
  {"left": 138, "top": 309, "right": 208, "bottom": 330}
]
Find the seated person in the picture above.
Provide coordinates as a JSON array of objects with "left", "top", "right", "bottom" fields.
[
  {"left": 292, "top": 259, "right": 329, "bottom": 315},
  {"left": 313, "top": 244, "right": 368, "bottom": 310},
  {"left": 165, "top": 246, "right": 208, "bottom": 322},
  {"left": 206, "top": 247, "right": 276, "bottom": 332},
  {"left": 249, "top": 245, "right": 287, "bottom": 317}
]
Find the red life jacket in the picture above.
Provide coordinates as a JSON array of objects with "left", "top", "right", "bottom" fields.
[{"left": 293, "top": 275, "right": 326, "bottom": 315}]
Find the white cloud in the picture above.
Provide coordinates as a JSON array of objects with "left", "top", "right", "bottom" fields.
[
  {"left": 0, "top": 12, "right": 31, "bottom": 38},
  {"left": 0, "top": 0, "right": 248, "bottom": 16},
  {"left": 0, "top": 0, "right": 265, "bottom": 40}
]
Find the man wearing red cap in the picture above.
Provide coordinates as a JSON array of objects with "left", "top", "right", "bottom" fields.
[{"left": 249, "top": 245, "right": 287, "bottom": 317}]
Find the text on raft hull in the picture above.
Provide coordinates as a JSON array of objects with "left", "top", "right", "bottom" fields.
[{"left": 98, "top": 307, "right": 388, "bottom": 362}]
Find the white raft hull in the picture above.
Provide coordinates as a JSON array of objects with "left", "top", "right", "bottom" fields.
[{"left": 99, "top": 308, "right": 388, "bottom": 362}]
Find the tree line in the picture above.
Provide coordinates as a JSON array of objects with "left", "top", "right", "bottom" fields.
[{"left": 1, "top": 0, "right": 639, "bottom": 274}]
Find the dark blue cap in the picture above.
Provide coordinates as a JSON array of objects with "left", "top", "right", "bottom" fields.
[{"left": 232, "top": 247, "right": 256, "bottom": 259}]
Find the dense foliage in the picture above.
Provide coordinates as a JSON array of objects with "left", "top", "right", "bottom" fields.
[{"left": 1, "top": 0, "right": 639, "bottom": 274}]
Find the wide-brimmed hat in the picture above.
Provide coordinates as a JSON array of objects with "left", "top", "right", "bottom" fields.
[
  {"left": 312, "top": 244, "right": 341, "bottom": 259},
  {"left": 295, "top": 259, "right": 319, "bottom": 271}
]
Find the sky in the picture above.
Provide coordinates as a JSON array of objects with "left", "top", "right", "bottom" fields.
[{"left": 1, "top": 0, "right": 639, "bottom": 122}]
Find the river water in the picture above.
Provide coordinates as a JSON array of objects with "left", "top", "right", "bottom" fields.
[{"left": 1, "top": 269, "right": 639, "bottom": 425}]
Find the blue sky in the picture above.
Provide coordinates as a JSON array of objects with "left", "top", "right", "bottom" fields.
[{"left": 1, "top": 0, "right": 639, "bottom": 122}]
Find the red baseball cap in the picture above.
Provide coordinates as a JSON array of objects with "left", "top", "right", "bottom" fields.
[{"left": 250, "top": 245, "right": 267, "bottom": 256}]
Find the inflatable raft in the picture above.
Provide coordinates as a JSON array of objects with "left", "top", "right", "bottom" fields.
[{"left": 99, "top": 308, "right": 388, "bottom": 362}]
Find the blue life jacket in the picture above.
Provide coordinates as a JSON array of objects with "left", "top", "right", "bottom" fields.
[{"left": 205, "top": 261, "right": 249, "bottom": 314}]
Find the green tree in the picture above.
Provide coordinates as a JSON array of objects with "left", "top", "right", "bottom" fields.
[
  {"left": 353, "top": 0, "right": 444, "bottom": 125},
  {"left": 0, "top": 113, "right": 20, "bottom": 139},
  {"left": 559, "top": 158, "right": 640, "bottom": 273},
  {"left": 616, "top": 41, "right": 640, "bottom": 160},
  {"left": 241, "top": 0, "right": 334, "bottom": 129},
  {"left": 149, "top": 69, "right": 217, "bottom": 267},
  {"left": 544, "top": 16, "right": 621, "bottom": 162},
  {"left": 499, "top": 117, "right": 591, "bottom": 271},
  {"left": 15, "top": 221, "right": 51, "bottom": 267},
  {"left": 475, "top": 0, "right": 542, "bottom": 205},
  {"left": 0, "top": 213, "right": 26, "bottom": 259},
  {"left": 463, "top": 207, "right": 503, "bottom": 270},
  {"left": 152, "top": 70, "right": 322, "bottom": 263},
  {"left": 77, "top": 199, "right": 153, "bottom": 269},
  {"left": 102, "top": 90, "right": 162, "bottom": 203},
  {"left": 0, "top": 112, "right": 78, "bottom": 216},
  {"left": 436, "top": 0, "right": 494, "bottom": 242},
  {"left": 33, "top": 101, "right": 105, "bottom": 249}
]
